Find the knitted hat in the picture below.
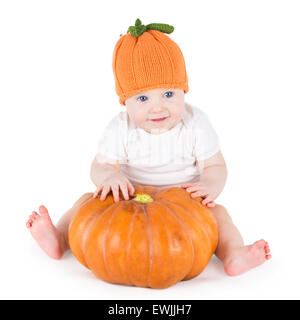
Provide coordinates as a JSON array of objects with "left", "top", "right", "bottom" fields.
[{"left": 112, "top": 18, "right": 189, "bottom": 105}]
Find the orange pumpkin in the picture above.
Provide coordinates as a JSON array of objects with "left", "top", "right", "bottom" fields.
[{"left": 68, "top": 185, "right": 218, "bottom": 289}]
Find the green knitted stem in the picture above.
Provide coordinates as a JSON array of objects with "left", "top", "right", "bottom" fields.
[
  {"left": 127, "top": 18, "right": 174, "bottom": 38},
  {"left": 146, "top": 23, "right": 174, "bottom": 34}
]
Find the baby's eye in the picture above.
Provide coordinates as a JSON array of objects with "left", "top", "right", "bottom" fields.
[
  {"left": 164, "top": 91, "right": 174, "bottom": 98},
  {"left": 137, "top": 95, "right": 148, "bottom": 102}
]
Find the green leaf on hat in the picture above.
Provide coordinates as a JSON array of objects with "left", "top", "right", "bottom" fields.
[{"left": 127, "top": 18, "right": 174, "bottom": 38}]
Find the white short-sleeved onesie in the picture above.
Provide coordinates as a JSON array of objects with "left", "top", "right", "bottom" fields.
[{"left": 95, "top": 102, "right": 220, "bottom": 190}]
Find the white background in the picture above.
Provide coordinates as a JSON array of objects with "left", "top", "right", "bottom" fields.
[{"left": 1, "top": 0, "right": 299, "bottom": 300}]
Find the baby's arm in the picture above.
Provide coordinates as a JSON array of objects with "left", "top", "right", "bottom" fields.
[
  {"left": 182, "top": 151, "right": 227, "bottom": 205},
  {"left": 198, "top": 150, "right": 227, "bottom": 198},
  {"left": 90, "top": 155, "right": 135, "bottom": 202},
  {"left": 90, "top": 154, "right": 121, "bottom": 185}
]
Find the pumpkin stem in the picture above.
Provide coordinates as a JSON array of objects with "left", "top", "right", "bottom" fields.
[
  {"left": 133, "top": 193, "right": 153, "bottom": 204},
  {"left": 127, "top": 18, "right": 174, "bottom": 38}
]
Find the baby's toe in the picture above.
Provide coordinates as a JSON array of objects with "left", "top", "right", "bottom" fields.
[
  {"left": 264, "top": 242, "right": 271, "bottom": 259},
  {"left": 38, "top": 205, "right": 49, "bottom": 216},
  {"left": 265, "top": 243, "right": 271, "bottom": 254},
  {"left": 26, "top": 219, "right": 32, "bottom": 228},
  {"left": 32, "top": 211, "right": 39, "bottom": 217},
  {"left": 254, "top": 239, "right": 267, "bottom": 249},
  {"left": 27, "top": 211, "right": 39, "bottom": 227},
  {"left": 30, "top": 211, "right": 39, "bottom": 221}
]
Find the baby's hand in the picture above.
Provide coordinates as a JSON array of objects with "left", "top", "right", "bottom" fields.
[
  {"left": 181, "top": 182, "right": 216, "bottom": 207},
  {"left": 93, "top": 172, "right": 135, "bottom": 202}
]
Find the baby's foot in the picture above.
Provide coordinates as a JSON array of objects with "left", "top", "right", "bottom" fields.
[
  {"left": 223, "top": 239, "right": 271, "bottom": 276},
  {"left": 26, "top": 205, "right": 65, "bottom": 259}
]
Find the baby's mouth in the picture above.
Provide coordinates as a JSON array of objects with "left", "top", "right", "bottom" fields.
[{"left": 150, "top": 116, "right": 168, "bottom": 122}]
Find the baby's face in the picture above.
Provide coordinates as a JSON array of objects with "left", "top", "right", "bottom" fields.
[{"left": 125, "top": 88, "right": 185, "bottom": 134}]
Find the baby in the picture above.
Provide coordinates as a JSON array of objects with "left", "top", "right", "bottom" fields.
[{"left": 26, "top": 19, "right": 271, "bottom": 277}]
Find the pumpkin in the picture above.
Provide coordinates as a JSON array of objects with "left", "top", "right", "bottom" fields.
[{"left": 68, "top": 185, "right": 218, "bottom": 289}]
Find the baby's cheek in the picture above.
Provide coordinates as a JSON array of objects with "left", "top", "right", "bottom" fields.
[{"left": 135, "top": 115, "right": 148, "bottom": 127}]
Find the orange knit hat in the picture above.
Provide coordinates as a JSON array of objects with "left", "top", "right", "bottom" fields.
[{"left": 112, "top": 18, "right": 189, "bottom": 106}]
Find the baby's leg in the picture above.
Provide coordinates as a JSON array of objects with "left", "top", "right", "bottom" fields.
[
  {"left": 209, "top": 204, "right": 271, "bottom": 276},
  {"left": 26, "top": 192, "right": 93, "bottom": 259}
]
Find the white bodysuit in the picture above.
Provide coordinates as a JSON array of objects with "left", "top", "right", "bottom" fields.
[{"left": 95, "top": 102, "right": 220, "bottom": 190}]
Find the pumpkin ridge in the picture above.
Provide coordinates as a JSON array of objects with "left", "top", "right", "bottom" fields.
[
  {"left": 159, "top": 197, "right": 211, "bottom": 240},
  {"left": 102, "top": 204, "right": 120, "bottom": 283},
  {"left": 125, "top": 202, "right": 137, "bottom": 286},
  {"left": 68, "top": 195, "right": 94, "bottom": 238},
  {"left": 81, "top": 208, "right": 110, "bottom": 267},
  {"left": 69, "top": 197, "right": 114, "bottom": 268},
  {"left": 156, "top": 199, "right": 195, "bottom": 275},
  {"left": 156, "top": 198, "right": 213, "bottom": 279},
  {"left": 164, "top": 193, "right": 214, "bottom": 252},
  {"left": 146, "top": 200, "right": 193, "bottom": 288},
  {"left": 143, "top": 204, "right": 153, "bottom": 288},
  {"left": 76, "top": 194, "right": 94, "bottom": 210},
  {"left": 182, "top": 195, "right": 218, "bottom": 253}
]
